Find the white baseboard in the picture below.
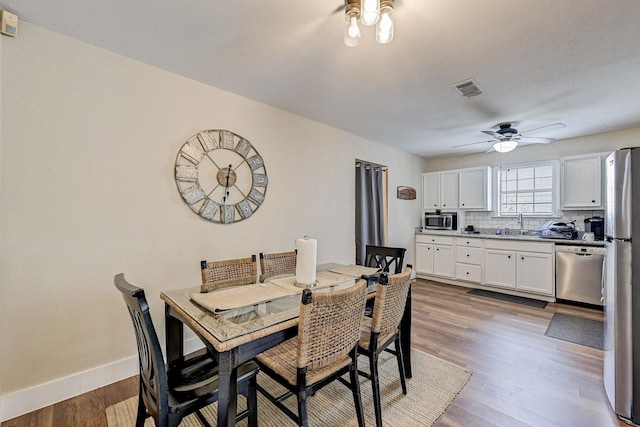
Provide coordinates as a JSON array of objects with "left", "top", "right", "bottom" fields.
[{"left": 0, "top": 338, "right": 205, "bottom": 422}]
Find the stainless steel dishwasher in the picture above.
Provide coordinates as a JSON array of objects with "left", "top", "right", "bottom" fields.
[{"left": 555, "top": 245, "right": 606, "bottom": 306}]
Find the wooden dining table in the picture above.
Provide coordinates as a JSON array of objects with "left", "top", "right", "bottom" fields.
[{"left": 160, "top": 263, "right": 413, "bottom": 427}]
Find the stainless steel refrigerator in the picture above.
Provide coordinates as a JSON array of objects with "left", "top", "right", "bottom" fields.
[{"left": 604, "top": 148, "right": 640, "bottom": 424}]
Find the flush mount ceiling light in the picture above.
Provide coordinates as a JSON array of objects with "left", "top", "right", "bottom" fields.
[
  {"left": 493, "top": 140, "right": 519, "bottom": 153},
  {"left": 344, "top": 0, "right": 394, "bottom": 47}
]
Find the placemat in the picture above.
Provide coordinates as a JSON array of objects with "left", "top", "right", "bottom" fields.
[{"left": 191, "top": 282, "right": 296, "bottom": 314}]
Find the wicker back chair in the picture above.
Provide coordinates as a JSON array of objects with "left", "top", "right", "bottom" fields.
[
  {"left": 200, "top": 255, "right": 257, "bottom": 293},
  {"left": 114, "top": 273, "right": 259, "bottom": 427},
  {"left": 358, "top": 267, "right": 412, "bottom": 427},
  {"left": 259, "top": 250, "right": 297, "bottom": 282},
  {"left": 364, "top": 245, "right": 406, "bottom": 274},
  {"left": 255, "top": 280, "right": 368, "bottom": 427}
]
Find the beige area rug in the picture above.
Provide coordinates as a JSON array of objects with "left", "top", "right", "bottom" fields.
[{"left": 106, "top": 348, "right": 471, "bottom": 426}]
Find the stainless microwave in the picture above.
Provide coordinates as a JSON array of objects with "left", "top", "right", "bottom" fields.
[{"left": 424, "top": 213, "right": 457, "bottom": 230}]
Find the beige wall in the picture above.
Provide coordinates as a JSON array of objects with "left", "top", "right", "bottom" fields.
[
  {"left": 0, "top": 23, "right": 425, "bottom": 397},
  {"left": 425, "top": 126, "right": 640, "bottom": 172}
]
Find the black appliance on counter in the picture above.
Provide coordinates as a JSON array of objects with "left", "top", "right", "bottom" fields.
[{"left": 584, "top": 216, "right": 605, "bottom": 240}]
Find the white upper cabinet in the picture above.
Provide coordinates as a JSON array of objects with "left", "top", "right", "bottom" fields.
[
  {"left": 423, "top": 167, "right": 491, "bottom": 211},
  {"left": 423, "top": 173, "right": 440, "bottom": 210},
  {"left": 459, "top": 166, "right": 492, "bottom": 210},
  {"left": 560, "top": 154, "right": 603, "bottom": 209},
  {"left": 422, "top": 171, "right": 458, "bottom": 210},
  {"left": 440, "top": 171, "right": 459, "bottom": 210}
]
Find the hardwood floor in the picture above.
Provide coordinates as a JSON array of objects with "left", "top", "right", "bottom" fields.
[{"left": 3, "top": 279, "right": 626, "bottom": 426}]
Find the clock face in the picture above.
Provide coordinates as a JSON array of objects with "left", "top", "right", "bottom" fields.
[{"left": 175, "top": 130, "right": 268, "bottom": 224}]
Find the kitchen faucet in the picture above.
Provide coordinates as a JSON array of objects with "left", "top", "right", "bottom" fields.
[{"left": 517, "top": 212, "right": 524, "bottom": 233}]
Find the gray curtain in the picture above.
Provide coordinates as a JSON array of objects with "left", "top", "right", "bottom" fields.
[{"left": 355, "top": 162, "right": 385, "bottom": 265}]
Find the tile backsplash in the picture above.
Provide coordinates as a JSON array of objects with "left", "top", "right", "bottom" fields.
[{"left": 459, "top": 210, "right": 605, "bottom": 233}]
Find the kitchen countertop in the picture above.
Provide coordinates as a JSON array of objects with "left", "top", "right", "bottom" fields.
[{"left": 416, "top": 229, "right": 606, "bottom": 246}]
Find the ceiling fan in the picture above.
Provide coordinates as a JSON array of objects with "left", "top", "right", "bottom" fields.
[{"left": 453, "top": 122, "right": 567, "bottom": 153}]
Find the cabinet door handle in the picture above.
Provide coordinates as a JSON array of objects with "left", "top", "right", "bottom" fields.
[
  {"left": 592, "top": 200, "right": 596, "bottom": 203},
  {"left": 507, "top": 255, "right": 511, "bottom": 259},
  {"left": 466, "top": 271, "right": 470, "bottom": 275},
  {"left": 466, "top": 254, "right": 470, "bottom": 257},
  {"left": 521, "top": 256, "right": 525, "bottom": 260}
]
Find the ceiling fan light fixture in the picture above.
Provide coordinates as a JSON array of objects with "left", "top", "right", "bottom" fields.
[
  {"left": 361, "top": 0, "right": 380, "bottom": 26},
  {"left": 344, "top": 1, "right": 361, "bottom": 47},
  {"left": 376, "top": 0, "right": 394, "bottom": 44},
  {"left": 493, "top": 140, "right": 518, "bottom": 153}
]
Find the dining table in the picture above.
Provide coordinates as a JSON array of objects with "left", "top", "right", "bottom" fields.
[{"left": 160, "top": 263, "right": 413, "bottom": 427}]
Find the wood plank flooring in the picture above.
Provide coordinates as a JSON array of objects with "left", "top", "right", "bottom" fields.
[{"left": 3, "top": 278, "right": 626, "bottom": 426}]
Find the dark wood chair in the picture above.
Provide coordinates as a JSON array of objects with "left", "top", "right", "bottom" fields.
[
  {"left": 114, "top": 273, "right": 259, "bottom": 427},
  {"left": 258, "top": 250, "right": 296, "bottom": 282},
  {"left": 200, "top": 255, "right": 257, "bottom": 293},
  {"left": 364, "top": 245, "right": 406, "bottom": 274},
  {"left": 255, "top": 280, "right": 368, "bottom": 427},
  {"left": 357, "top": 267, "right": 413, "bottom": 427}
]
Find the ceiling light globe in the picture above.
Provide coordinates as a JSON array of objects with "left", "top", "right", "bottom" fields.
[
  {"left": 376, "top": 7, "right": 394, "bottom": 44},
  {"left": 493, "top": 140, "right": 518, "bottom": 153},
  {"left": 361, "top": 0, "right": 380, "bottom": 26},
  {"left": 345, "top": 15, "right": 361, "bottom": 47}
]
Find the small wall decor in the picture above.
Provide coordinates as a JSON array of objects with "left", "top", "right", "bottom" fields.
[
  {"left": 396, "top": 186, "right": 416, "bottom": 200},
  {"left": 175, "top": 130, "right": 268, "bottom": 224}
]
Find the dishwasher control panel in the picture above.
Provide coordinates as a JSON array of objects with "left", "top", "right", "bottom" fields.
[{"left": 555, "top": 245, "right": 606, "bottom": 255}]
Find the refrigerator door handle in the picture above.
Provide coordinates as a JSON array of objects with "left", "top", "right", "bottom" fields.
[{"left": 601, "top": 256, "right": 606, "bottom": 302}]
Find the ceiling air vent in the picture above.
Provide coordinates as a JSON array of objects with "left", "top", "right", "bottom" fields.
[{"left": 452, "top": 78, "right": 483, "bottom": 98}]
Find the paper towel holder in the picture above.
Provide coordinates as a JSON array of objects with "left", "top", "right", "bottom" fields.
[{"left": 295, "top": 235, "right": 318, "bottom": 288}]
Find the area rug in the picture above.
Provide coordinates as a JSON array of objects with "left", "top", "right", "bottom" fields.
[
  {"left": 545, "top": 312, "right": 604, "bottom": 350},
  {"left": 468, "top": 288, "right": 548, "bottom": 308},
  {"left": 106, "top": 348, "right": 471, "bottom": 426}
]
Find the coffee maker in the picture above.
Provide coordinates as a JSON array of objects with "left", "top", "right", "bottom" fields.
[{"left": 584, "top": 216, "right": 605, "bottom": 240}]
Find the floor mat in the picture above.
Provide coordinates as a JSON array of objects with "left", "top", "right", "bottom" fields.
[
  {"left": 468, "top": 289, "right": 548, "bottom": 308},
  {"left": 545, "top": 313, "right": 604, "bottom": 350}
]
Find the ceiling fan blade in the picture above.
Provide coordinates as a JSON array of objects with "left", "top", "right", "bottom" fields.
[
  {"left": 332, "top": 1, "right": 346, "bottom": 14},
  {"left": 452, "top": 140, "right": 493, "bottom": 149},
  {"left": 481, "top": 130, "right": 503, "bottom": 140},
  {"left": 520, "top": 123, "right": 566, "bottom": 135},
  {"left": 518, "top": 136, "right": 555, "bottom": 144}
]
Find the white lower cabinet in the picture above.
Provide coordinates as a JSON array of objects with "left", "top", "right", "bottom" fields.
[
  {"left": 484, "top": 240, "right": 554, "bottom": 296},
  {"left": 415, "top": 235, "right": 454, "bottom": 278},
  {"left": 415, "top": 242, "right": 434, "bottom": 275},
  {"left": 416, "top": 234, "right": 555, "bottom": 298},
  {"left": 516, "top": 252, "right": 554, "bottom": 294},
  {"left": 455, "top": 238, "right": 483, "bottom": 283},
  {"left": 484, "top": 249, "right": 517, "bottom": 288}
]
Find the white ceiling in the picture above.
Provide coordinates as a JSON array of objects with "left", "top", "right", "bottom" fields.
[{"left": 2, "top": 0, "right": 640, "bottom": 158}]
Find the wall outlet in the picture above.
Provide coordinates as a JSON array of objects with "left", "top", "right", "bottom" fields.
[{"left": 1, "top": 10, "right": 18, "bottom": 37}]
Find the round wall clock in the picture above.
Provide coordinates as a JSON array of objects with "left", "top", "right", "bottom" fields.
[{"left": 174, "top": 129, "right": 268, "bottom": 224}]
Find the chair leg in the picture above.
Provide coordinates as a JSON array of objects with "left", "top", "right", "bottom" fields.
[
  {"left": 370, "top": 353, "right": 383, "bottom": 427},
  {"left": 350, "top": 358, "right": 366, "bottom": 427},
  {"left": 395, "top": 336, "right": 407, "bottom": 395},
  {"left": 247, "top": 375, "right": 259, "bottom": 427},
  {"left": 297, "top": 389, "right": 310, "bottom": 427},
  {"left": 135, "top": 387, "right": 147, "bottom": 427}
]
